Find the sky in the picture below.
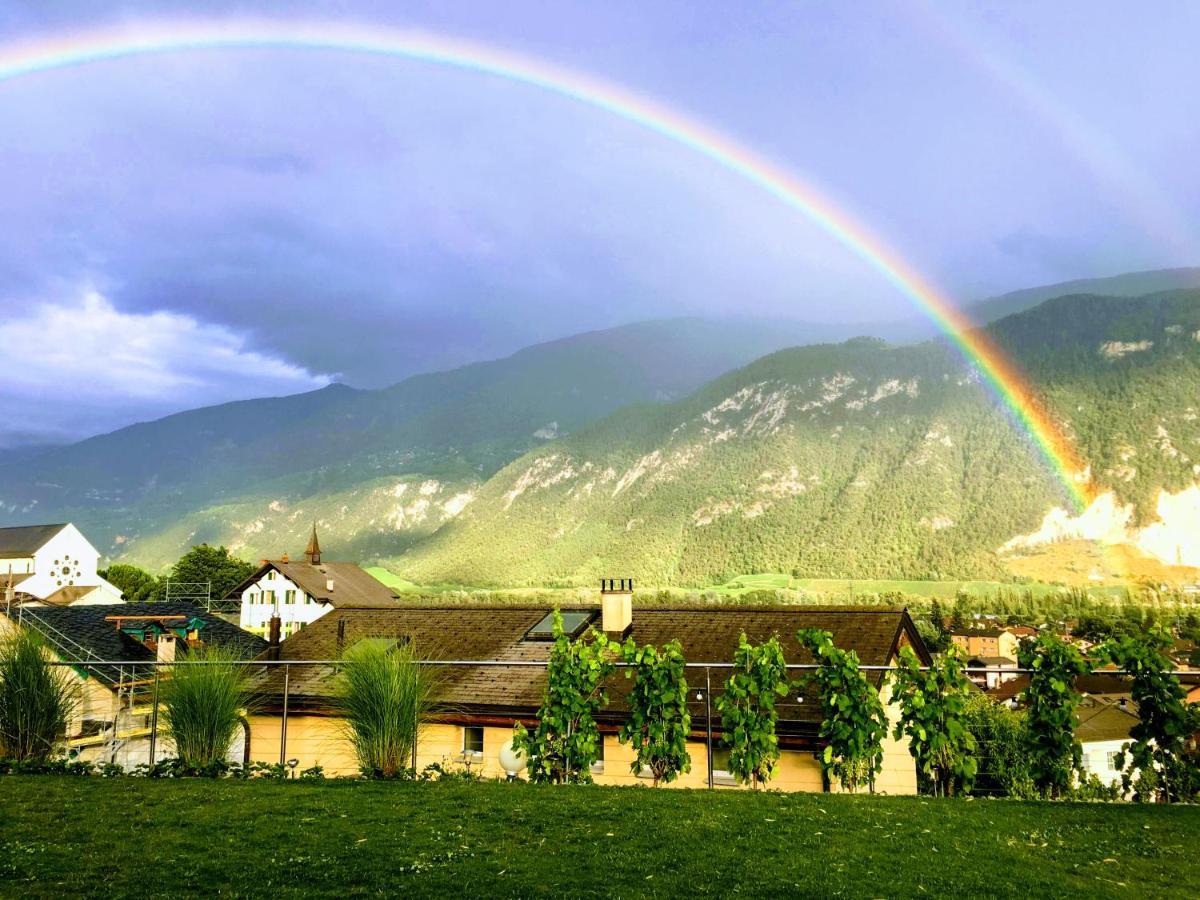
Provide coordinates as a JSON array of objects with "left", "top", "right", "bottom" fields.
[{"left": 0, "top": 1, "right": 1198, "bottom": 445}]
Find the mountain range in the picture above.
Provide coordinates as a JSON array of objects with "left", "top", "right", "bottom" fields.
[{"left": 2, "top": 269, "right": 1198, "bottom": 588}]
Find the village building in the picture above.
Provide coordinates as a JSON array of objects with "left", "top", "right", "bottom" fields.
[
  {"left": 1077, "top": 696, "right": 1141, "bottom": 789},
  {"left": 0, "top": 523, "right": 122, "bottom": 607},
  {"left": 950, "top": 626, "right": 1019, "bottom": 663},
  {"left": 245, "top": 588, "right": 930, "bottom": 793},
  {"left": 227, "top": 526, "right": 401, "bottom": 639},
  {"left": 0, "top": 602, "right": 266, "bottom": 769}
]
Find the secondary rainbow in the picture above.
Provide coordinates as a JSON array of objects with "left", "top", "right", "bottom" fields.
[{"left": 0, "top": 19, "right": 1090, "bottom": 509}]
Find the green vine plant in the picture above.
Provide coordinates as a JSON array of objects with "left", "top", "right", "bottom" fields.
[
  {"left": 890, "top": 645, "right": 977, "bottom": 797},
  {"left": 1095, "top": 628, "right": 1200, "bottom": 802},
  {"left": 716, "top": 632, "right": 789, "bottom": 789},
  {"left": 1017, "top": 632, "right": 1090, "bottom": 798},
  {"left": 512, "top": 611, "right": 617, "bottom": 784},
  {"left": 618, "top": 638, "right": 692, "bottom": 786},
  {"left": 796, "top": 629, "right": 887, "bottom": 793}
]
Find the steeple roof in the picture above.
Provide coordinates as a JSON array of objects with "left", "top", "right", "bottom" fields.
[{"left": 304, "top": 522, "right": 321, "bottom": 565}]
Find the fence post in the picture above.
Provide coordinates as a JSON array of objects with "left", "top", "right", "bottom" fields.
[
  {"left": 279, "top": 663, "right": 291, "bottom": 766},
  {"left": 148, "top": 665, "right": 161, "bottom": 765},
  {"left": 706, "top": 666, "right": 714, "bottom": 790}
]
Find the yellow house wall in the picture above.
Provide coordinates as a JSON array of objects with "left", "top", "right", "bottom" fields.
[{"left": 248, "top": 706, "right": 917, "bottom": 794}]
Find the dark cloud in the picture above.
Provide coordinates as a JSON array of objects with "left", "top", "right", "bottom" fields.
[{"left": 0, "top": 1, "right": 1197, "bottom": 442}]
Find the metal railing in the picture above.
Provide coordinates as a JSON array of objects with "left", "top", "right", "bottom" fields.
[{"left": 39, "top": 657, "right": 1171, "bottom": 787}]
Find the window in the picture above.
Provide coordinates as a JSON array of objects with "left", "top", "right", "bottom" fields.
[
  {"left": 710, "top": 747, "right": 736, "bottom": 783},
  {"left": 1107, "top": 751, "right": 1121, "bottom": 771},
  {"left": 592, "top": 735, "right": 606, "bottom": 774},
  {"left": 267, "top": 570, "right": 276, "bottom": 581},
  {"left": 285, "top": 590, "right": 296, "bottom": 605},
  {"left": 305, "top": 594, "right": 313, "bottom": 605},
  {"left": 462, "top": 726, "right": 484, "bottom": 757},
  {"left": 265, "top": 590, "right": 276, "bottom": 607},
  {"left": 524, "top": 610, "right": 598, "bottom": 641}
]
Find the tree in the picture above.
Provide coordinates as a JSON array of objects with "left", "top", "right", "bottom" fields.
[
  {"left": 1096, "top": 628, "right": 1200, "bottom": 802},
  {"left": 169, "top": 545, "right": 255, "bottom": 602},
  {"left": 927, "top": 599, "right": 952, "bottom": 653},
  {"left": 796, "top": 628, "right": 887, "bottom": 793},
  {"left": 513, "top": 612, "right": 616, "bottom": 784},
  {"left": 716, "top": 633, "right": 789, "bottom": 789},
  {"left": 890, "top": 646, "right": 977, "bottom": 796},
  {"left": 99, "top": 563, "right": 162, "bottom": 603},
  {"left": 1017, "top": 633, "right": 1090, "bottom": 797},
  {"left": 618, "top": 638, "right": 691, "bottom": 786}
]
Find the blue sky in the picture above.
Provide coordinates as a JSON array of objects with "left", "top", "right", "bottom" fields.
[{"left": 0, "top": 1, "right": 1197, "bottom": 443}]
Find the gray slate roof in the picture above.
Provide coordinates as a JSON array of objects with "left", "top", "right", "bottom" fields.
[
  {"left": 0, "top": 524, "right": 68, "bottom": 558},
  {"left": 3, "top": 602, "right": 266, "bottom": 686},
  {"left": 226, "top": 560, "right": 401, "bottom": 609}
]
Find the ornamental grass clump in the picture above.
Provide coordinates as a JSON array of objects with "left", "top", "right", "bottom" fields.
[
  {"left": 161, "top": 645, "right": 253, "bottom": 771},
  {"left": 339, "top": 639, "right": 437, "bottom": 779},
  {"left": 0, "top": 630, "right": 78, "bottom": 762}
]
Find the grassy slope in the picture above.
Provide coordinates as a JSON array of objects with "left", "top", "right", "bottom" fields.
[{"left": 2, "top": 778, "right": 1197, "bottom": 898}]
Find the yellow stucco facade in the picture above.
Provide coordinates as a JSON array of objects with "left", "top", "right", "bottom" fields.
[{"left": 246, "top": 707, "right": 918, "bottom": 794}]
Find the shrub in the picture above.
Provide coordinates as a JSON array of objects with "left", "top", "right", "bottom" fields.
[
  {"left": 796, "top": 629, "right": 887, "bottom": 793},
  {"left": 338, "top": 639, "right": 437, "bottom": 779},
  {"left": 618, "top": 638, "right": 691, "bottom": 785},
  {"left": 961, "top": 693, "right": 1033, "bottom": 798},
  {"left": 717, "top": 632, "right": 789, "bottom": 789},
  {"left": 161, "top": 646, "right": 253, "bottom": 771},
  {"left": 890, "top": 646, "right": 977, "bottom": 797},
  {"left": 513, "top": 612, "right": 617, "bottom": 784},
  {"left": 0, "top": 630, "right": 78, "bottom": 762}
]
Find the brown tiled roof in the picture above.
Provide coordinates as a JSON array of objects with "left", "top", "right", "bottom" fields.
[
  {"left": 255, "top": 605, "right": 926, "bottom": 735},
  {"left": 986, "top": 672, "right": 1133, "bottom": 704},
  {"left": 225, "top": 560, "right": 400, "bottom": 609},
  {"left": 1077, "top": 699, "right": 1139, "bottom": 743}
]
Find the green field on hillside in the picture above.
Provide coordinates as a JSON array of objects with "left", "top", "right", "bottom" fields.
[
  {"left": 368, "top": 567, "right": 1133, "bottom": 604},
  {"left": 2, "top": 778, "right": 1195, "bottom": 898}
]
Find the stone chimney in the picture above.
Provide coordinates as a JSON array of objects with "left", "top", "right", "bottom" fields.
[
  {"left": 156, "top": 633, "right": 177, "bottom": 664},
  {"left": 600, "top": 578, "right": 633, "bottom": 636},
  {"left": 267, "top": 614, "right": 282, "bottom": 661}
]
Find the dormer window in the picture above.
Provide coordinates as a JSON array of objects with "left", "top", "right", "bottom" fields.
[{"left": 524, "top": 610, "right": 597, "bottom": 641}]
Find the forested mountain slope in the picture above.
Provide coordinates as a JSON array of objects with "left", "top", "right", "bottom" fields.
[
  {"left": 0, "top": 317, "right": 827, "bottom": 566},
  {"left": 395, "top": 291, "right": 1200, "bottom": 586}
]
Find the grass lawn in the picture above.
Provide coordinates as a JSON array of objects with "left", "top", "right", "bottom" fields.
[{"left": 2, "top": 778, "right": 1197, "bottom": 898}]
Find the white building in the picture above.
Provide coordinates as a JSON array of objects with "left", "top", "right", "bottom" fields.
[
  {"left": 1077, "top": 697, "right": 1140, "bottom": 790},
  {"left": 229, "top": 526, "right": 401, "bottom": 639},
  {"left": 1, "top": 523, "right": 122, "bottom": 606}
]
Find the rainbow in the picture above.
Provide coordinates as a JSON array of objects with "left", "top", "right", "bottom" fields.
[{"left": 0, "top": 19, "right": 1090, "bottom": 509}]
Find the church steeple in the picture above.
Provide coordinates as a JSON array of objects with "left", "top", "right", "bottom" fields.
[{"left": 305, "top": 522, "right": 321, "bottom": 566}]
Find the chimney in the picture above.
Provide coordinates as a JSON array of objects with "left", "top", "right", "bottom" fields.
[
  {"left": 336, "top": 617, "right": 346, "bottom": 656},
  {"left": 267, "top": 614, "right": 281, "bottom": 661},
  {"left": 156, "top": 633, "right": 177, "bottom": 664},
  {"left": 600, "top": 578, "right": 633, "bottom": 636},
  {"left": 326, "top": 578, "right": 335, "bottom": 593}
]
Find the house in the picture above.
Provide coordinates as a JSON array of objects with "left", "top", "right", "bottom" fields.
[
  {"left": 1077, "top": 696, "right": 1140, "bottom": 789},
  {"left": 965, "top": 655, "right": 1020, "bottom": 690},
  {"left": 0, "top": 602, "right": 266, "bottom": 769},
  {"left": 226, "top": 526, "right": 401, "bottom": 639},
  {"left": 0, "top": 523, "right": 122, "bottom": 606},
  {"left": 950, "top": 626, "right": 1018, "bottom": 663},
  {"left": 244, "top": 588, "right": 930, "bottom": 793}
]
